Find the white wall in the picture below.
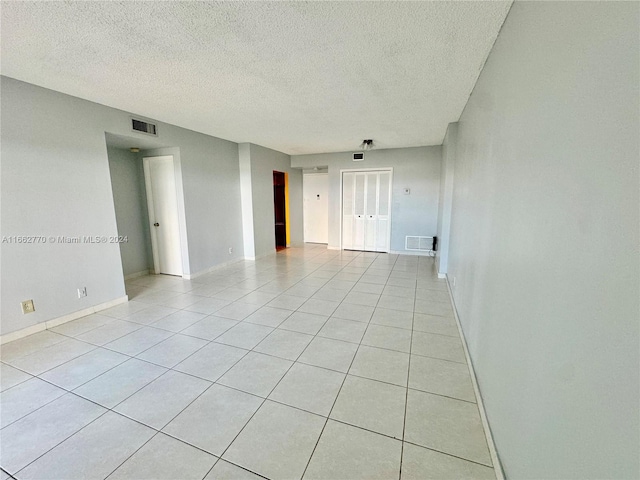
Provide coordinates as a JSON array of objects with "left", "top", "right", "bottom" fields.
[
  {"left": 291, "top": 147, "right": 441, "bottom": 252},
  {"left": 238, "top": 143, "right": 256, "bottom": 258},
  {"left": 240, "top": 143, "right": 303, "bottom": 259},
  {"left": 436, "top": 123, "right": 456, "bottom": 275},
  {"left": 106, "top": 146, "right": 153, "bottom": 277},
  {"left": 0, "top": 77, "right": 245, "bottom": 335},
  {"left": 446, "top": 2, "right": 639, "bottom": 478}
]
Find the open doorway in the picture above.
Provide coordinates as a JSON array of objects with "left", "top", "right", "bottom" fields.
[
  {"left": 106, "top": 133, "right": 189, "bottom": 280},
  {"left": 273, "top": 171, "right": 287, "bottom": 251},
  {"left": 107, "top": 143, "right": 154, "bottom": 279}
]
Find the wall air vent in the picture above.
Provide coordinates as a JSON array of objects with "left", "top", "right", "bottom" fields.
[
  {"left": 353, "top": 152, "right": 365, "bottom": 161},
  {"left": 405, "top": 236, "right": 433, "bottom": 252},
  {"left": 131, "top": 118, "right": 157, "bottom": 136}
]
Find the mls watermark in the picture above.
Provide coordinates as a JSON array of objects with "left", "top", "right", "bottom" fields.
[{"left": 1, "top": 235, "right": 129, "bottom": 244}]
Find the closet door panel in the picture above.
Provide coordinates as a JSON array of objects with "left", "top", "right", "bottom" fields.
[
  {"left": 376, "top": 172, "right": 391, "bottom": 252},
  {"left": 364, "top": 173, "right": 378, "bottom": 251},
  {"left": 352, "top": 173, "right": 366, "bottom": 250},
  {"left": 342, "top": 173, "right": 355, "bottom": 249}
]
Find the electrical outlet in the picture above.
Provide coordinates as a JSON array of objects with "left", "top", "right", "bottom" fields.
[
  {"left": 21, "top": 299, "right": 35, "bottom": 314},
  {"left": 228, "top": 247, "right": 233, "bottom": 254},
  {"left": 78, "top": 287, "right": 87, "bottom": 298}
]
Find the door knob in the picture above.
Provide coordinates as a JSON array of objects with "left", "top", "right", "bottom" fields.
[{"left": 154, "top": 222, "right": 160, "bottom": 227}]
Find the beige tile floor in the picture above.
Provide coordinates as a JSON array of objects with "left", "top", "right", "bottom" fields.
[{"left": 0, "top": 245, "right": 495, "bottom": 480}]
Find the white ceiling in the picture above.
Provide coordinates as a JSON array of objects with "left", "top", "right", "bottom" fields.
[{"left": 1, "top": 1, "right": 512, "bottom": 155}]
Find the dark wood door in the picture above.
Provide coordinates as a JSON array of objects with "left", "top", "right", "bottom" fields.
[{"left": 273, "top": 171, "right": 286, "bottom": 250}]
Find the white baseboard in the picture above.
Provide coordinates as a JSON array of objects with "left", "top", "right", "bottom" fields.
[
  {"left": 0, "top": 295, "right": 129, "bottom": 345},
  {"left": 0, "top": 323, "right": 47, "bottom": 346},
  {"left": 244, "top": 251, "right": 276, "bottom": 261},
  {"left": 444, "top": 276, "right": 504, "bottom": 479},
  {"left": 124, "top": 269, "right": 150, "bottom": 280},
  {"left": 327, "top": 247, "right": 434, "bottom": 256},
  {"left": 182, "top": 257, "right": 245, "bottom": 280}
]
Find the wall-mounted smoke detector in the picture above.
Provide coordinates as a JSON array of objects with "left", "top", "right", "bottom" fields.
[
  {"left": 359, "top": 139, "right": 374, "bottom": 150},
  {"left": 353, "top": 152, "right": 365, "bottom": 161}
]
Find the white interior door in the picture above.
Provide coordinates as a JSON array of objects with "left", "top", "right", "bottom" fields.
[
  {"left": 303, "top": 174, "right": 329, "bottom": 243},
  {"left": 342, "top": 169, "right": 392, "bottom": 252},
  {"left": 143, "top": 156, "right": 183, "bottom": 276}
]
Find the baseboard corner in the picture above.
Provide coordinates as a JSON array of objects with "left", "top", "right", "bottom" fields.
[
  {"left": 184, "top": 257, "right": 245, "bottom": 279},
  {"left": 124, "top": 269, "right": 150, "bottom": 280}
]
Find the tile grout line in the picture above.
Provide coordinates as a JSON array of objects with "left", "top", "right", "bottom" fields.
[
  {"left": 11, "top": 407, "right": 112, "bottom": 477},
  {"left": 294, "top": 251, "right": 379, "bottom": 478},
  {"left": 2, "top": 258, "right": 432, "bottom": 395},
  {"left": 9, "top": 337, "right": 223, "bottom": 476},
  {"left": 398, "top": 257, "right": 419, "bottom": 480},
  {"left": 208, "top": 250, "right": 373, "bottom": 479},
  {"left": 100, "top": 333, "right": 260, "bottom": 480},
  {"left": 300, "top": 251, "right": 398, "bottom": 479},
  {"left": 154, "top": 247, "right": 341, "bottom": 479},
  {"left": 148, "top": 250, "right": 341, "bottom": 479},
  {"left": 11, "top": 315, "right": 258, "bottom": 479},
  {"left": 3, "top": 248, "right": 471, "bottom": 479},
  {"left": 5, "top": 282, "right": 278, "bottom": 476},
  {"left": 17, "top": 256, "right": 339, "bottom": 393},
  {"left": 197, "top": 254, "right": 349, "bottom": 480}
]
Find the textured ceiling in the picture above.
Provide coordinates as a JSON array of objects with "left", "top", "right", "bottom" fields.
[{"left": 1, "top": 1, "right": 512, "bottom": 155}]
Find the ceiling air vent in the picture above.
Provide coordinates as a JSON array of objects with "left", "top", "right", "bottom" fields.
[
  {"left": 353, "top": 152, "right": 364, "bottom": 161},
  {"left": 405, "top": 236, "right": 433, "bottom": 251},
  {"left": 131, "top": 118, "right": 157, "bottom": 136}
]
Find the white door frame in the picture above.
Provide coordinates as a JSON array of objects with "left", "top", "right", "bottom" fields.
[
  {"left": 339, "top": 167, "right": 393, "bottom": 252},
  {"left": 143, "top": 155, "right": 185, "bottom": 276}
]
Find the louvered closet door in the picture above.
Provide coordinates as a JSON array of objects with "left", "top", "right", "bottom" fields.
[
  {"left": 342, "top": 173, "right": 355, "bottom": 249},
  {"left": 343, "top": 170, "right": 392, "bottom": 253},
  {"left": 364, "top": 172, "right": 378, "bottom": 251},
  {"left": 352, "top": 173, "right": 366, "bottom": 250},
  {"left": 375, "top": 172, "right": 391, "bottom": 252}
]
